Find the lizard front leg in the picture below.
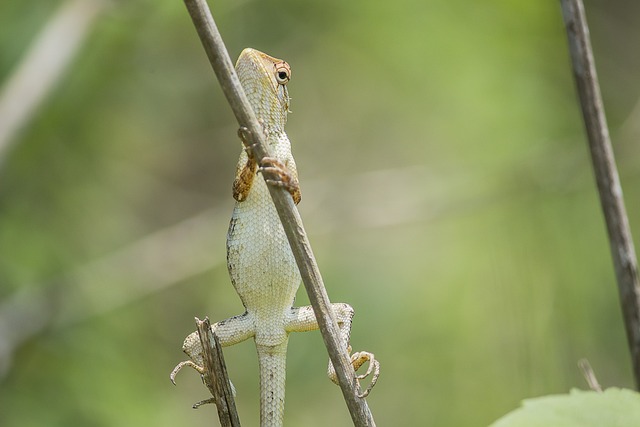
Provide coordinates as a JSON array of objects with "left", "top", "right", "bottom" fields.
[
  {"left": 232, "top": 129, "right": 258, "bottom": 202},
  {"left": 285, "top": 304, "right": 380, "bottom": 397},
  {"left": 232, "top": 156, "right": 257, "bottom": 202},
  {"left": 234, "top": 127, "right": 301, "bottom": 204},
  {"left": 259, "top": 157, "right": 301, "bottom": 204}
]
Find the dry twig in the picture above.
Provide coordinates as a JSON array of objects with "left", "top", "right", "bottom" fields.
[
  {"left": 195, "top": 317, "right": 241, "bottom": 426},
  {"left": 561, "top": 0, "right": 640, "bottom": 388},
  {"left": 578, "top": 359, "right": 603, "bottom": 392},
  {"left": 170, "top": 318, "right": 241, "bottom": 426},
  {"left": 182, "top": 0, "right": 376, "bottom": 424}
]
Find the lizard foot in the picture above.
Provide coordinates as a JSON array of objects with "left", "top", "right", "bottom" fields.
[
  {"left": 237, "top": 126, "right": 259, "bottom": 160},
  {"left": 170, "top": 360, "right": 204, "bottom": 385},
  {"left": 237, "top": 119, "right": 268, "bottom": 160},
  {"left": 170, "top": 357, "right": 236, "bottom": 406},
  {"left": 259, "top": 157, "right": 301, "bottom": 203},
  {"left": 328, "top": 348, "right": 380, "bottom": 398},
  {"left": 350, "top": 350, "right": 380, "bottom": 398}
]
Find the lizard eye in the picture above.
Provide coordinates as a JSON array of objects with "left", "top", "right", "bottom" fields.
[{"left": 274, "top": 62, "right": 291, "bottom": 85}]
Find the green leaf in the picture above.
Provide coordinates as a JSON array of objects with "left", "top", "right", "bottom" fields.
[{"left": 489, "top": 388, "right": 640, "bottom": 427}]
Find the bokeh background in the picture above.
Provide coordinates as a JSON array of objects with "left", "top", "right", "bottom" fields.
[{"left": 1, "top": 0, "right": 639, "bottom": 425}]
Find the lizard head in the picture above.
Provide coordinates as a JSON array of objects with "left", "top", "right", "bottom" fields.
[{"left": 236, "top": 48, "right": 291, "bottom": 132}]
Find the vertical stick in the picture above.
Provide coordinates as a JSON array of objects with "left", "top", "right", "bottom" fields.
[
  {"left": 195, "top": 317, "right": 241, "bottom": 427},
  {"left": 561, "top": 0, "right": 640, "bottom": 389},
  {"left": 182, "top": 0, "right": 377, "bottom": 424}
]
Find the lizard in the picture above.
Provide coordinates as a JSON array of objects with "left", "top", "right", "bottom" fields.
[{"left": 171, "top": 48, "right": 379, "bottom": 426}]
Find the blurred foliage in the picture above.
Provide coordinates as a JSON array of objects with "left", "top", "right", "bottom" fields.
[
  {"left": 490, "top": 388, "right": 640, "bottom": 427},
  {"left": 1, "top": 0, "right": 639, "bottom": 426}
]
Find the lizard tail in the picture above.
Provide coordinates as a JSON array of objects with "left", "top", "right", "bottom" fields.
[{"left": 256, "top": 341, "right": 289, "bottom": 427}]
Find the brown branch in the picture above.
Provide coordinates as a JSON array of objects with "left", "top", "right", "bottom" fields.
[
  {"left": 195, "top": 317, "right": 241, "bottom": 427},
  {"left": 561, "top": 0, "right": 640, "bottom": 389},
  {"left": 182, "top": 0, "right": 377, "bottom": 425}
]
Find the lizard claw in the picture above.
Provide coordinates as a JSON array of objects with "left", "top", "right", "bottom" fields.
[
  {"left": 170, "top": 335, "right": 237, "bottom": 405},
  {"left": 170, "top": 360, "right": 205, "bottom": 385},
  {"left": 350, "top": 351, "right": 380, "bottom": 398},
  {"left": 192, "top": 398, "right": 216, "bottom": 409},
  {"left": 327, "top": 349, "right": 380, "bottom": 398},
  {"left": 237, "top": 126, "right": 259, "bottom": 160},
  {"left": 259, "top": 157, "right": 301, "bottom": 203},
  {"left": 258, "top": 157, "right": 288, "bottom": 179},
  {"left": 238, "top": 118, "right": 269, "bottom": 160}
]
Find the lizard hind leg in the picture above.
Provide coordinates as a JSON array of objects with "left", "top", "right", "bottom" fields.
[
  {"left": 285, "top": 303, "right": 380, "bottom": 398},
  {"left": 171, "top": 312, "right": 255, "bottom": 403}
]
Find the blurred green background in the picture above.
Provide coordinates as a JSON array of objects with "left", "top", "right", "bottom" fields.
[{"left": 1, "top": 0, "right": 639, "bottom": 425}]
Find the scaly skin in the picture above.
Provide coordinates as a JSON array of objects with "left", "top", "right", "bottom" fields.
[{"left": 174, "top": 48, "right": 378, "bottom": 427}]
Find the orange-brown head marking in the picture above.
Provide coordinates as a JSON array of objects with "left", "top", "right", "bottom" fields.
[{"left": 236, "top": 48, "right": 292, "bottom": 130}]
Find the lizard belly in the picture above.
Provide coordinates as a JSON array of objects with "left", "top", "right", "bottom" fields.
[{"left": 227, "top": 178, "right": 300, "bottom": 345}]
